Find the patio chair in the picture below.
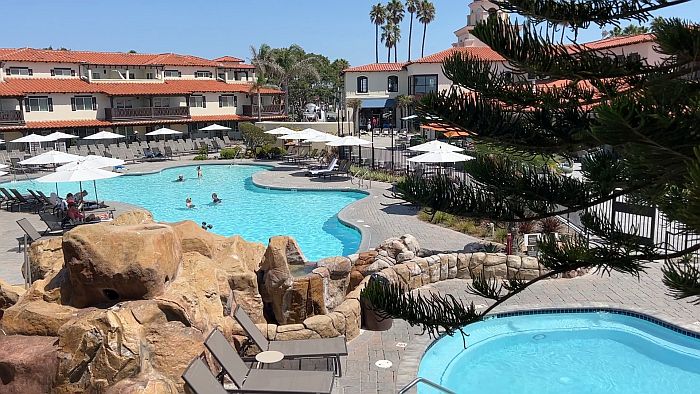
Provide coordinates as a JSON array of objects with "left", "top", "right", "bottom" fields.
[
  {"left": 182, "top": 357, "right": 228, "bottom": 394},
  {"left": 307, "top": 157, "right": 338, "bottom": 176},
  {"left": 16, "top": 218, "right": 59, "bottom": 252},
  {"left": 320, "top": 161, "right": 351, "bottom": 179},
  {"left": 0, "top": 187, "right": 17, "bottom": 210},
  {"left": 27, "top": 190, "right": 53, "bottom": 213},
  {"left": 202, "top": 328, "right": 335, "bottom": 393},
  {"left": 9, "top": 188, "right": 39, "bottom": 212},
  {"left": 233, "top": 306, "right": 347, "bottom": 376}
]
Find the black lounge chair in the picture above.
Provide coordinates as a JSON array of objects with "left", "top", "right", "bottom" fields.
[
  {"left": 201, "top": 328, "right": 335, "bottom": 393},
  {"left": 320, "top": 161, "right": 351, "bottom": 179},
  {"left": 0, "top": 187, "right": 16, "bottom": 210},
  {"left": 27, "top": 190, "right": 53, "bottom": 213},
  {"left": 233, "top": 306, "right": 347, "bottom": 376},
  {"left": 16, "top": 218, "right": 58, "bottom": 252},
  {"left": 8, "top": 188, "right": 38, "bottom": 212}
]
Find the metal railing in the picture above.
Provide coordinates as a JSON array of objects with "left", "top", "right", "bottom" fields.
[
  {"left": 398, "top": 377, "right": 456, "bottom": 394},
  {"left": 0, "top": 109, "right": 24, "bottom": 125},
  {"left": 242, "top": 104, "right": 285, "bottom": 116},
  {"left": 105, "top": 106, "right": 190, "bottom": 121}
]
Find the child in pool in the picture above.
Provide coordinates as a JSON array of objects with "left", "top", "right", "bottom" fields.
[
  {"left": 212, "top": 193, "right": 222, "bottom": 204},
  {"left": 186, "top": 197, "right": 195, "bottom": 209}
]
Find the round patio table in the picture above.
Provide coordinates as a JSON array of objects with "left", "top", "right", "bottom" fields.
[{"left": 255, "top": 350, "right": 284, "bottom": 369}]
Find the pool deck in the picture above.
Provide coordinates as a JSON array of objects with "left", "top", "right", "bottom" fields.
[{"left": 2, "top": 158, "right": 699, "bottom": 394}]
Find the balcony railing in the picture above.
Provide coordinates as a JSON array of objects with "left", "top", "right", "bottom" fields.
[
  {"left": 242, "top": 104, "right": 285, "bottom": 117},
  {"left": 105, "top": 106, "right": 190, "bottom": 121},
  {"left": 0, "top": 110, "right": 24, "bottom": 125}
]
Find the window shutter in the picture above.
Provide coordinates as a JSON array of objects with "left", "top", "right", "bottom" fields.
[
  {"left": 234, "top": 96, "right": 238, "bottom": 107},
  {"left": 48, "top": 98, "right": 53, "bottom": 112},
  {"left": 71, "top": 70, "right": 76, "bottom": 77},
  {"left": 50, "top": 69, "right": 55, "bottom": 76},
  {"left": 91, "top": 97, "right": 97, "bottom": 110},
  {"left": 24, "top": 98, "right": 30, "bottom": 112},
  {"left": 219, "top": 96, "right": 223, "bottom": 107},
  {"left": 4, "top": 69, "right": 9, "bottom": 75},
  {"left": 71, "top": 98, "right": 76, "bottom": 111},
  {"left": 202, "top": 96, "right": 206, "bottom": 108},
  {"left": 28, "top": 69, "right": 33, "bottom": 76}
]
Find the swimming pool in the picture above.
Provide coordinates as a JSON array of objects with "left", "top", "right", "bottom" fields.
[
  {"left": 2, "top": 164, "right": 366, "bottom": 261},
  {"left": 418, "top": 311, "right": 700, "bottom": 394}
]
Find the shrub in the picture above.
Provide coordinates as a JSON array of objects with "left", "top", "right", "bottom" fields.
[
  {"left": 432, "top": 211, "right": 454, "bottom": 225},
  {"left": 240, "top": 122, "right": 274, "bottom": 149},
  {"left": 255, "top": 144, "right": 286, "bottom": 159},
  {"left": 219, "top": 146, "right": 242, "bottom": 160},
  {"left": 480, "top": 243, "right": 504, "bottom": 253},
  {"left": 539, "top": 217, "right": 562, "bottom": 233},
  {"left": 517, "top": 221, "right": 538, "bottom": 235},
  {"left": 454, "top": 219, "right": 478, "bottom": 235},
  {"left": 494, "top": 228, "right": 509, "bottom": 243},
  {"left": 193, "top": 145, "right": 208, "bottom": 160}
]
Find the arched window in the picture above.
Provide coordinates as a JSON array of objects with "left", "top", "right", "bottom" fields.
[
  {"left": 357, "top": 76, "right": 368, "bottom": 93},
  {"left": 387, "top": 76, "right": 399, "bottom": 92}
]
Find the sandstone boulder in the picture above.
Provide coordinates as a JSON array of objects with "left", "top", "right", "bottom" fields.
[
  {"left": 0, "top": 335, "right": 59, "bottom": 394},
  {"left": 0, "top": 279, "right": 25, "bottom": 318},
  {"left": 24, "top": 237, "right": 63, "bottom": 283},
  {"left": 1, "top": 299, "right": 79, "bottom": 336},
  {"left": 105, "top": 370, "right": 179, "bottom": 394},
  {"left": 111, "top": 210, "right": 154, "bottom": 226},
  {"left": 218, "top": 235, "right": 266, "bottom": 273},
  {"left": 144, "top": 322, "right": 205, "bottom": 393},
  {"left": 62, "top": 223, "right": 182, "bottom": 307},
  {"left": 171, "top": 220, "right": 222, "bottom": 259}
]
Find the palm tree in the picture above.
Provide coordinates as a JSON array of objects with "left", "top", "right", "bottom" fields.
[
  {"left": 602, "top": 23, "right": 651, "bottom": 38},
  {"left": 387, "top": 0, "right": 405, "bottom": 62},
  {"left": 249, "top": 44, "right": 273, "bottom": 75},
  {"left": 381, "top": 22, "right": 396, "bottom": 63},
  {"left": 248, "top": 76, "right": 278, "bottom": 122},
  {"left": 257, "top": 46, "right": 320, "bottom": 119},
  {"left": 417, "top": 0, "right": 435, "bottom": 58},
  {"left": 346, "top": 98, "right": 362, "bottom": 135},
  {"left": 405, "top": 0, "right": 419, "bottom": 61},
  {"left": 396, "top": 94, "right": 414, "bottom": 128},
  {"left": 369, "top": 3, "right": 387, "bottom": 63}
]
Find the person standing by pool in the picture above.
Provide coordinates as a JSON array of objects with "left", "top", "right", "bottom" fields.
[{"left": 197, "top": 166, "right": 203, "bottom": 179}]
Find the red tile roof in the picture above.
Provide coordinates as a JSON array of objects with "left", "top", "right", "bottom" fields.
[
  {"left": 0, "top": 119, "right": 112, "bottom": 131},
  {"left": 214, "top": 56, "right": 244, "bottom": 63},
  {"left": 0, "top": 48, "right": 227, "bottom": 67},
  {"left": 412, "top": 46, "right": 505, "bottom": 63},
  {"left": 0, "top": 78, "right": 283, "bottom": 97},
  {"left": 578, "top": 33, "right": 654, "bottom": 51},
  {"left": 343, "top": 63, "right": 408, "bottom": 73},
  {"left": 0, "top": 115, "right": 250, "bottom": 131}
]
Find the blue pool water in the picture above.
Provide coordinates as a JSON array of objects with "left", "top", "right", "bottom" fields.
[
  {"left": 418, "top": 312, "right": 700, "bottom": 394},
  {"left": 2, "top": 164, "right": 366, "bottom": 261}
]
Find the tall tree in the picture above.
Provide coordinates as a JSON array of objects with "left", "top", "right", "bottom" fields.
[
  {"left": 396, "top": 94, "right": 415, "bottom": 128},
  {"left": 387, "top": 0, "right": 405, "bottom": 62},
  {"left": 248, "top": 76, "right": 278, "bottom": 122},
  {"left": 362, "top": 1, "right": 700, "bottom": 339},
  {"left": 603, "top": 23, "right": 651, "bottom": 38},
  {"left": 370, "top": 3, "right": 387, "bottom": 63},
  {"left": 406, "top": 0, "right": 419, "bottom": 61},
  {"left": 381, "top": 21, "right": 398, "bottom": 63},
  {"left": 257, "top": 45, "right": 321, "bottom": 120},
  {"left": 417, "top": 1, "right": 436, "bottom": 58}
]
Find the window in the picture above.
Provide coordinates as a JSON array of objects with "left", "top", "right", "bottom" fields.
[
  {"left": 51, "top": 68, "right": 74, "bottom": 77},
  {"left": 219, "top": 95, "right": 237, "bottom": 107},
  {"left": 7, "top": 67, "right": 32, "bottom": 76},
  {"left": 114, "top": 97, "right": 132, "bottom": 108},
  {"left": 146, "top": 72, "right": 155, "bottom": 79},
  {"left": 189, "top": 95, "right": 206, "bottom": 108},
  {"left": 152, "top": 97, "right": 171, "bottom": 108},
  {"left": 357, "top": 76, "right": 369, "bottom": 93},
  {"left": 25, "top": 96, "right": 52, "bottom": 112},
  {"left": 164, "top": 70, "right": 181, "bottom": 78},
  {"left": 387, "top": 76, "right": 399, "bottom": 92},
  {"left": 195, "top": 71, "right": 213, "bottom": 78},
  {"left": 628, "top": 52, "right": 641, "bottom": 62},
  {"left": 411, "top": 75, "right": 438, "bottom": 95},
  {"left": 71, "top": 96, "right": 96, "bottom": 111},
  {"left": 235, "top": 71, "right": 249, "bottom": 81},
  {"left": 218, "top": 72, "right": 226, "bottom": 80},
  {"left": 128, "top": 73, "right": 135, "bottom": 79},
  {"left": 92, "top": 73, "right": 101, "bottom": 79}
]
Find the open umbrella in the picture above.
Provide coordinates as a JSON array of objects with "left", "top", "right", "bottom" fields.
[
  {"left": 408, "top": 140, "right": 464, "bottom": 153},
  {"left": 12, "top": 134, "right": 51, "bottom": 143},
  {"left": 84, "top": 130, "right": 126, "bottom": 140},
  {"left": 199, "top": 124, "right": 231, "bottom": 139},
  {"left": 0, "top": 171, "right": 8, "bottom": 177},
  {"left": 325, "top": 136, "right": 372, "bottom": 147},
  {"left": 145, "top": 127, "right": 183, "bottom": 136},
  {"left": 37, "top": 162, "right": 122, "bottom": 207},
  {"left": 443, "top": 130, "right": 471, "bottom": 139},
  {"left": 19, "top": 150, "right": 82, "bottom": 165},
  {"left": 265, "top": 127, "right": 295, "bottom": 135},
  {"left": 45, "top": 132, "right": 78, "bottom": 141},
  {"left": 303, "top": 132, "right": 340, "bottom": 143},
  {"left": 408, "top": 150, "right": 475, "bottom": 163},
  {"left": 0, "top": 164, "right": 8, "bottom": 170},
  {"left": 57, "top": 155, "right": 125, "bottom": 171}
]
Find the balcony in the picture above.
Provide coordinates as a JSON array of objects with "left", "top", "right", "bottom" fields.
[
  {"left": 105, "top": 107, "right": 190, "bottom": 121},
  {"left": 242, "top": 104, "right": 285, "bottom": 117},
  {"left": 0, "top": 110, "right": 24, "bottom": 125}
]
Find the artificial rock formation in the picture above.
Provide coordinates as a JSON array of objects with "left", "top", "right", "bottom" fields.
[{"left": 0, "top": 335, "right": 60, "bottom": 394}]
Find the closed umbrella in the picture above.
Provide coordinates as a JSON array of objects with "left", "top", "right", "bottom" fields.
[
  {"left": 37, "top": 162, "right": 122, "bottom": 207},
  {"left": 408, "top": 140, "right": 464, "bottom": 153},
  {"left": 57, "top": 155, "right": 125, "bottom": 171}
]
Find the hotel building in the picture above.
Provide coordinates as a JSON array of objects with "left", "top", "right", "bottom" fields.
[
  {"left": 0, "top": 48, "right": 285, "bottom": 146},
  {"left": 342, "top": 0, "right": 660, "bottom": 133}
]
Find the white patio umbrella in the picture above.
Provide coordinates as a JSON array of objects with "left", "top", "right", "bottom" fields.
[
  {"left": 146, "top": 127, "right": 183, "bottom": 136},
  {"left": 408, "top": 140, "right": 464, "bottom": 153},
  {"left": 12, "top": 133, "right": 52, "bottom": 143},
  {"left": 45, "top": 132, "right": 78, "bottom": 141},
  {"left": 0, "top": 164, "right": 8, "bottom": 170},
  {"left": 401, "top": 115, "right": 418, "bottom": 120},
  {"left": 57, "top": 155, "right": 125, "bottom": 171},
  {"left": 19, "top": 150, "right": 82, "bottom": 165},
  {"left": 199, "top": 124, "right": 231, "bottom": 132},
  {"left": 37, "top": 162, "right": 122, "bottom": 207},
  {"left": 0, "top": 171, "right": 8, "bottom": 177},
  {"left": 265, "top": 126, "right": 295, "bottom": 135},
  {"left": 408, "top": 150, "right": 475, "bottom": 163},
  {"left": 326, "top": 136, "right": 372, "bottom": 147},
  {"left": 304, "top": 133, "right": 340, "bottom": 143},
  {"left": 83, "top": 130, "right": 126, "bottom": 140},
  {"left": 277, "top": 128, "right": 321, "bottom": 140}
]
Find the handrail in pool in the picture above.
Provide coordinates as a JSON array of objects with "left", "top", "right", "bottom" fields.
[{"left": 398, "top": 377, "right": 456, "bottom": 394}]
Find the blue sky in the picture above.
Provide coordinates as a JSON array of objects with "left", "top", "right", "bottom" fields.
[{"left": 3, "top": 0, "right": 698, "bottom": 66}]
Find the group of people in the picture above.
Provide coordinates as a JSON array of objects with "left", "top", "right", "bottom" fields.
[
  {"left": 49, "top": 190, "right": 100, "bottom": 224},
  {"left": 176, "top": 166, "right": 222, "bottom": 209}
]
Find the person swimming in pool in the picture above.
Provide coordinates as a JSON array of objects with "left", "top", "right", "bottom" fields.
[
  {"left": 197, "top": 166, "right": 203, "bottom": 179},
  {"left": 175, "top": 174, "right": 184, "bottom": 182},
  {"left": 212, "top": 193, "right": 222, "bottom": 204},
  {"left": 186, "top": 197, "right": 195, "bottom": 209}
]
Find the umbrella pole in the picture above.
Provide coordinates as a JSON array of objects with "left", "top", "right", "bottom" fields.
[
  {"left": 79, "top": 181, "right": 83, "bottom": 212},
  {"left": 93, "top": 180, "right": 99, "bottom": 206}
]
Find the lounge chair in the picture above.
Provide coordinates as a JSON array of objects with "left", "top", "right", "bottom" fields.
[
  {"left": 320, "top": 161, "right": 351, "bottom": 179},
  {"left": 16, "top": 218, "right": 58, "bottom": 252},
  {"left": 233, "top": 306, "right": 347, "bottom": 376},
  {"left": 27, "top": 190, "right": 52, "bottom": 213},
  {"left": 9, "top": 188, "right": 38, "bottom": 212},
  {"left": 0, "top": 187, "right": 17, "bottom": 210},
  {"left": 307, "top": 157, "right": 338, "bottom": 176},
  {"left": 202, "top": 329, "right": 335, "bottom": 393}
]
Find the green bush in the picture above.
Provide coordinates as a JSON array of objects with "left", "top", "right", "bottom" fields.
[
  {"left": 193, "top": 145, "right": 208, "bottom": 160},
  {"left": 348, "top": 165, "right": 406, "bottom": 183},
  {"left": 255, "top": 144, "right": 287, "bottom": 159},
  {"left": 240, "top": 123, "right": 274, "bottom": 149},
  {"left": 494, "top": 228, "right": 509, "bottom": 243},
  {"left": 220, "top": 147, "right": 242, "bottom": 160}
]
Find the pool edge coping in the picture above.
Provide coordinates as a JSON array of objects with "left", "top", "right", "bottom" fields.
[{"left": 395, "top": 304, "right": 700, "bottom": 392}]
